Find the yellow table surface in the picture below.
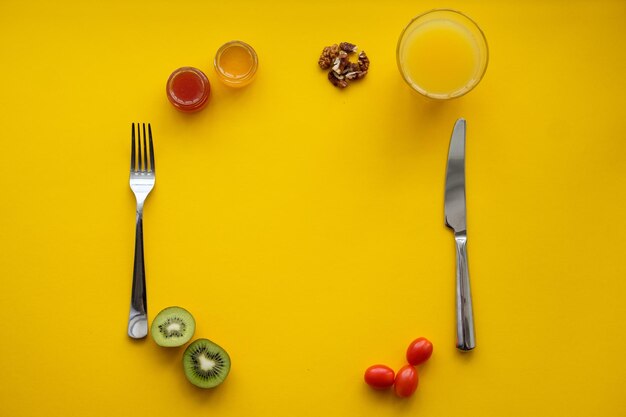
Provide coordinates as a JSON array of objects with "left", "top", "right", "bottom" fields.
[{"left": 1, "top": 0, "right": 626, "bottom": 415}]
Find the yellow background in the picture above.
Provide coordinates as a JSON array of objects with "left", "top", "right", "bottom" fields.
[{"left": 1, "top": 0, "right": 625, "bottom": 416}]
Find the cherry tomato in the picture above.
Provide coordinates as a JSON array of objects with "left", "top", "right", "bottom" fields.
[
  {"left": 406, "top": 337, "right": 433, "bottom": 366},
  {"left": 394, "top": 364, "right": 418, "bottom": 397},
  {"left": 364, "top": 364, "right": 395, "bottom": 389}
]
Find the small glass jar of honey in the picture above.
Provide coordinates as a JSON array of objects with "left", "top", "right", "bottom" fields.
[{"left": 214, "top": 41, "right": 258, "bottom": 87}]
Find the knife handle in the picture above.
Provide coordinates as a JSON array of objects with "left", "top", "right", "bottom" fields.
[{"left": 455, "top": 233, "right": 476, "bottom": 351}]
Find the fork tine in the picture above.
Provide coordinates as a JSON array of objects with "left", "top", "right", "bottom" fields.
[
  {"left": 131, "top": 123, "right": 136, "bottom": 172},
  {"left": 137, "top": 122, "right": 142, "bottom": 171},
  {"left": 137, "top": 122, "right": 144, "bottom": 172},
  {"left": 137, "top": 122, "right": 143, "bottom": 172},
  {"left": 142, "top": 123, "right": 148, "bottom": 173},
  {"left": 148, "top": 123, "right": 155, "bottom": 173}
]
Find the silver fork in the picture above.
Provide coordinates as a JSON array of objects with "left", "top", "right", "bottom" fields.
[{"left": 128, "top": 123, "right": 155, "bottom": 339}]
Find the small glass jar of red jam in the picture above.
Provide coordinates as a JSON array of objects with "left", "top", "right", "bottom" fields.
[{"left": 166, "top": 67, "right": 211, "bottom": 112}]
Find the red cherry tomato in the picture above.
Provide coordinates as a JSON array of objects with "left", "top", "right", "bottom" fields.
[
  {"left": 394, "top": 364, "right": 418, "bottom": 397},
  {"left": 364, "top": 364, "right": 395, "bottom": 389},
  {"left": 406, "top": 337, "right": 433, "bottom": 366}
]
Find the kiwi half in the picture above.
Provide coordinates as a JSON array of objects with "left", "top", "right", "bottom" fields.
[
  {"left": 151, "top": 306, "right": 196, "bottom": 347},
  {"left": 183, "top": 338, "right": 231, "bottom": 388}
]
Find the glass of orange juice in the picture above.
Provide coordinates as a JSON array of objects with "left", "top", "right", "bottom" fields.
[{"left": 397, "top": 9, "right": 488, "bottom": 99}]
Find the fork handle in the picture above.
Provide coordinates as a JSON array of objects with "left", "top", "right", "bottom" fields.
[
  {"left": 128, "top": 210, "right": 148, "bottom": 338},
  {"left": 455, "top": 233, "right": 475, "bottom": 351}
]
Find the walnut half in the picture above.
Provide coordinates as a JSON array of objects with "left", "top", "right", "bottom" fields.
[{"left": 318, "top": 42, "right": 370, "bottom": 89}]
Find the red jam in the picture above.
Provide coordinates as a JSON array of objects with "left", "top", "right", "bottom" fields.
[{"left": 166, "top": 67, "right": 210, "bottom": 112}]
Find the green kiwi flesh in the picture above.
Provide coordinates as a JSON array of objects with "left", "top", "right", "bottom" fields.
[
  {"left": 183, "top": 338, "right": 231, "bottom": 388},
  {"left": 150, "top": 306, "right": 195, "bottom": 347}
]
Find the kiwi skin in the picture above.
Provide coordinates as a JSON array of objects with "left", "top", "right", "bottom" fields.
[
  {"left": 183, "top": 338, "right": 231, "bottom": 389},
  {"left": 150, "top": 306, "right": 196, "bottom": 347}
]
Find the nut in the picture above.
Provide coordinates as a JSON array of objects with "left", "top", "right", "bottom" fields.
[
  {"left": 332, "top": 51, "right": 349, "bottom": 74},
  {"left": 345, "top": 70, "right": 368, "bottom": 80},
  {"left": 340, "top": 42, "right": 358, "bottom": 53},
  {"left": 328, "top": 71, "right": 348, "bottom": 88},
  {"left": 345, "top": 62, "right": 361, "bottom": 74},
  {"left": 358, "top": 51, "right": 370, "bottom": 71},
  {"left": 318, "top": 44, "right": 342, "bottom": 69},
  {"left": 318, "top": 42, "right": 370, "bottom": 89},
  {"left": 318, "top": 56, "right": 332, "bottom": 70}
]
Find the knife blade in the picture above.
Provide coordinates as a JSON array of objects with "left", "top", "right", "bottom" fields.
[{"left": 444, "top": 118, "right": 476, "bottom": 351}]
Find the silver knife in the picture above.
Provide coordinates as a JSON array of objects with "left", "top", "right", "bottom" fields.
[{"left": 444, "top": 118, "right": 476, "bottom": 351}]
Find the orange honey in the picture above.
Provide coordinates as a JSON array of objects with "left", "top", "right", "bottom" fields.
[{"left": 214, "top": 41, "right": 258, "bottom": 87}]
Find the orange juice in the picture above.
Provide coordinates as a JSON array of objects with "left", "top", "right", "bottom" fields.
[{"left": 397, "top": 10, "right": 488, "bottom": 99}]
